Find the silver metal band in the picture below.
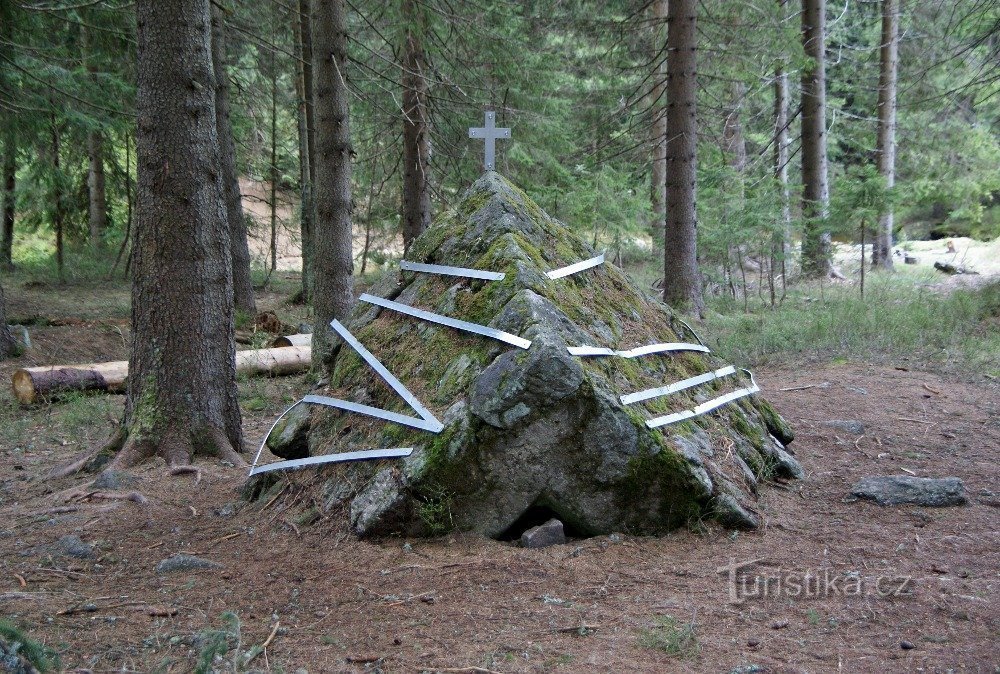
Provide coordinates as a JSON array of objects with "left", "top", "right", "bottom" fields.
[
  {"left": 645, "top": 369, "right": 760, "bottom": 429},
  {"left": 567, "top": 342, "right": 710, "bottom": 358},
  {"left": 249, "top": 448, "right": 414, "bottom": 476},
  {"left": 546, "top": 253, "right": 605, "bottom": 280},
  {"left": 249, "top": 400, "right": 304, "bottom": 474},
  {"left": 302, "top": 394, "right": 444, "bottom": 432},
  {"left": 621, "top": 366, "right": 736, "bottom": 405},
  {"left": 400, "top": 260, "right": 505, "bottom": 281},
  {"left": 330, "top": 318, "right": 443, "bottom": 426},
  {"left": 359, "top": 293, "right": 532, "bottom": 349}
]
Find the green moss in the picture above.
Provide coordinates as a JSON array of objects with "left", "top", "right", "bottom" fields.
[
  {"left": 753, "top": 399, "right": 794, "bottom": 444},
  {"left": 728, "top": 408, "right": 765, "bottom": 451},
  {"left": 615, "top": 446, "right": 705, "bottom": 532}
]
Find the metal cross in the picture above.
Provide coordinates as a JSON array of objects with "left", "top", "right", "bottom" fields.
[{"left": 468, "top": 110, "right": 511, "bottom": 171}]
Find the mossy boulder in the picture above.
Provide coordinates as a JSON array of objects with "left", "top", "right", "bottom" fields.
[{"left": 267, "top": 172, "right": 799, "bottom": 537}]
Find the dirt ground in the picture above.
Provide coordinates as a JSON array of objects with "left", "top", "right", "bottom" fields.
[{"left": 2, "top": 288, "right": 998, "bottom": 673}]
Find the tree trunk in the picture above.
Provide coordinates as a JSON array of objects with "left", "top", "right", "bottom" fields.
[
  {"left": 299, "top": 0, "right": 316, "bottom": 299},
  {"left": 872, "top": 0, "right": 897, "bottom": 270},
  {"left": 0, "top": 280, "right": 14, "bottom": 359},
  {"left": 649, "top": 0, "right": 667, "bottom": 247},
  {"left": 82, "top": 22, "right": 107, "bottom": 250},
  {"left": 122, "top": 0, "right": 243, "bottom": 468},
  {"left": 311, "top": 0, "right": 355, "bottom": 368},
  {"left": 662, "top": 0, "right": 704, "bottom": 317},
  {"left": 269, "top": 34, "right": 279, "bottom": 273},
  {"left": 13, "top": 345, "right": 310, "bottom": 405},
  {"left": 211, "top": 3, "right": 256, "bottom": 314},
  {"left": 1, "top": 131, "right": 14, "bottom": 271},
  {"left": 401, "top": 0, "right": 431, "bottom": 252},
  {"left": 87, "top": 131, "right": 108, "bottom": 248},
  {"left": 51, "top": 116, "right": 65, "bottom": 284},
  {"left": 800, "top": 0, "right": 833, "bottom": 277},
  {"left": 774, "top": 0, "right": 792, "bottom": 253},
  {"left": 294, "top": 0, "right": 313, "bottom": 301}
]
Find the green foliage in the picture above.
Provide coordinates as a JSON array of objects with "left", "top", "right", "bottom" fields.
[
  {"left": 0, "top": 619, "right": 59, "bottom": 672},
  {"left": 638, "top": 615, "right": 699, "bottom": 658},
  {"left": 704, "top": 276, "right": 1000, "bottom": 376}
]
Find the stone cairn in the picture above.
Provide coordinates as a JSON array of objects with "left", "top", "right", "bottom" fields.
[{"left": 248, "top": 172, "right": 801, "bottom": 539}]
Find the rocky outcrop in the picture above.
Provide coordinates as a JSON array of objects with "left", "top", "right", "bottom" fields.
[{"left": 254, "top": 173, "right": 799, "bottom": 538}]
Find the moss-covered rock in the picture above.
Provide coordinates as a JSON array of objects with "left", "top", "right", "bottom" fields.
[{"left": 257, "top": 172, "right": 799, "bottom": 537}]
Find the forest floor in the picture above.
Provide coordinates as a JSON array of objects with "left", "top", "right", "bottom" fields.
[{"left": 1, "top": 274, "right": 998, "bottom": 673}]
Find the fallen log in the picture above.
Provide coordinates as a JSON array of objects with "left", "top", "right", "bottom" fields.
[
  {"left": 272, "top": 333, "right": 312, "bottom": 348},
  {"left": 12, "top": 345, "right": 311, "bottom": 405}
]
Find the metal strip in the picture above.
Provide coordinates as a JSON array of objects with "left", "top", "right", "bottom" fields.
[
  {"left": 329, "top": 318, "right": 443, "bottom": 426},
  {"left": 250, "top": 400, "right": 304, "bottom": 475},
  {"left": 359, "top": 293, "right": 531, "bottom": 350},
  {"left": 249, "top": 448, "right": 414, "bottom": 476},
  {"left": 674, "top": 317, "right": 707, "bottom": 348},
  {"left": 645, "top": 369, "right": 760, "bottom": 429},
  {"left": 302, "top": 394, "right": 444, "bottom": 433},
  {"left": 546, "top": 253, "right": 605, "bottom": 279},
  {"left": 400, "top": 260, "right": 505, "bottom": 281},
  {"left": 567, "top": 342, "right": 710, "bottom": 358},
  {"left": 621, "top": 366, "right": 737, "bottom": 405}
]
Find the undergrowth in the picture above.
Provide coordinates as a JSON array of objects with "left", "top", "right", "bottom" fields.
[
  {"left": 0, "top": 619, "right": 59, "bottom": 672},
  {"left": 638, "top": 614, "right": 700, "bottom": 658},
  {"left": 702, "top": 274, "right": 1000, "bottom": 376}
]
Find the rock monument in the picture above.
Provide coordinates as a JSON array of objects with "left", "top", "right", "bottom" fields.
[{"left": 250, "top": 172, "right": 801, "bottom": 538}]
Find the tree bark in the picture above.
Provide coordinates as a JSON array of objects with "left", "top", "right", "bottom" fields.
[
  {"left": 0, "top": 280, "right": 14, "bottom": 359},
  {"left": 649, "top": 0, "right": 667, "bottom": 246},
  {"left": 1, "top": 131, "right": 14, "bottom": 271},
  {"left": 662, "top": 0, "right": 704, "bottom": 317},
  {"left": 294, "top": 0, "right": 313, "bottom": 301},
  {"left": 123, "top": 0, "right": 243, "bottom": 468},
  {"left": 872, "top": 0, "right": 897, "bottom": 270},
  {"left": 401, "top": 0, "right": 432, "bottom": 252},
  {"left": 311, "top": 0, "right": 355, "bottom": 368},
  {"left": 87, "top": 131, "right": 108, "bottom": 248},
  {"left": 800, "top": 0, "right": 833, "bottom": 277},
  {"left": 211, "top": 3, "right": 256, "bottom": 314}
]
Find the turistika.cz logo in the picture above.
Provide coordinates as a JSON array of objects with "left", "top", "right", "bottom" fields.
[{"left": 717, "top": 558, "right": 914, "bottom": 604}]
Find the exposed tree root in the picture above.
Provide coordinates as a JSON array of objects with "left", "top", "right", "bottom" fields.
[
  {"left": 169, "top": 466, "right": 202, "bottom": 485},
  {"left": 46, "top": 428, "right": 125, "bottom": 479},
  {"left": 87, "top": 490, "right": 149, "bottom": 505},
  {"left": 47, "top": 420, "right": 247, "bottom": 482}
]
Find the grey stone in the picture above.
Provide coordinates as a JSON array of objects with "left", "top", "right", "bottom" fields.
[
  {"left": 713, "top": 494, "right": 761, "bottom": 530},
  {"left": 91, "top": 470, "right": 139, "bottom": 490},
  {"left": 155, "top": 554, "right": 224, "bottom": 573},
  {"left": 350, "top": 469, "right": 407, "bottom": 534},
  {"left": 214, "top": 503, "right": 236, "bottom": 518},
  {"left": 52, "top": 534, "right": 94, "bottom": 559},
  {"left": 297, "top": 323, "right": 313, "bottom": 334},
  {"left": 265, "top": 403, "right": 311, "bottom": 459},
  {"left": 851, "top": 476, "right": 967, "bottom": 507},
  {"left": 520, "top": 518, "right": 566, "bottom": 548},
  {"left": 824, "top": 419, "right": 865, "bottom": 435},
  {"left": 292, "top": 173, "right": 799, "bottom": 538}
]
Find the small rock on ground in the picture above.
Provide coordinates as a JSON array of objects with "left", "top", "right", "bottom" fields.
[
  {"left": 52, "top": 535, "right": 94, "bottom": 559},
  {"left": 824, "top": 419, "right": 865, "bottom": 435},
  {"left": 155, "top": 554, "right": 223, "bottom": 573},
  {"left": 851, "top": 476, "right": 967, "bottom": 507},
  {"left": 520, "top": 518, "right": 566, "bottom": 548}
]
